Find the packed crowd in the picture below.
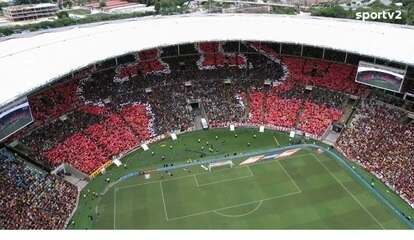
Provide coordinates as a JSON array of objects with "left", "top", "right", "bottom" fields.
[
  {"left": 17, "top": 42, "right": 360, "bottom": 173},
  {"left": 196, "top": 42, "right": 247, "bottom": 70},
  {"left": 0, "top": 148, "right": 77, "bottom": 229},
  {"left": 248, "top": 79, "right": 343, "bottom": 136},
  {"left": 19, "top": 42, "right": 357, "bottom": 175},
  {"left": 45, "top": 133, "right": 108, "bottom": 174},
  {"left": 280, "top": 56, "right": 365, "bottom": 96},
  {"left": 295, "top": 87, "right": 346, "bottom": 136},
  {"left": 336, "top": 100, "right": 414, "bottom": 206},
  {"left": 5, "top": 41, "right": 414, "bottom": 230},
  {"left": 20, "top": 101, "right": 154, "bottom": 173},
  {"left": 298, "top": 101, "right": 342, "bottom": 136},
  {"left": 19, "top": 110, "right": 103, "bottom": 167},
  {"left": 120, "top": 103, "right": 155, "bottom": 141},
  {"left": 85, "top": 114, "right": 139, "bottom": 157},
  {"left": 28, "top": 80, "right": 80, "bottom": 123},
  {"left": 264, "top": 96, "right": 302, "bottom": 128},
  {"left": 114, "top": 48, "right": 170, "bottom": 82}
]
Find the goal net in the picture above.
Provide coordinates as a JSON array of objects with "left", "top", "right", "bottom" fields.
[{"left": 208, "top": 160, "right": 234, "bottom": 171}]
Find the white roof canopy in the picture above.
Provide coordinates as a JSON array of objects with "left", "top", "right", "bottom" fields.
[{"left": 1, "top": 14, "right": 414, "bottom": 106}]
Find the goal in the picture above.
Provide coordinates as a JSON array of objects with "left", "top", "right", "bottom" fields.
[{"left": 208, "top": 160, "right": 234, "bottom": 171}]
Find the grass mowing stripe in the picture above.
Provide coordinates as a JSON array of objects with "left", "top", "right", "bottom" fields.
[{"left": 311, "top": 153, "right": 385, "bottom": 229}]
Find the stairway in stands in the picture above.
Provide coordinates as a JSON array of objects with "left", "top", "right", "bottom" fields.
[{"left": 293, "top": 88, "right": 310, "bottom": 130}]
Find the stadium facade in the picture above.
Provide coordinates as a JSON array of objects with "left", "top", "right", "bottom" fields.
[
  {"left": 1, "top": 14, "right": 414, "bottom": 229},
  {"left": 1, "top": 14, "right": 414, "bottom": 107}
]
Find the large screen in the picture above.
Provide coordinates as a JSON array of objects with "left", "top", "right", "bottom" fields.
[
  {"left": 0, "top": 98, "right": 34, "bottom": 142},
  {"left": 355, "top": 61, "right": 406, "bottom": 93}
]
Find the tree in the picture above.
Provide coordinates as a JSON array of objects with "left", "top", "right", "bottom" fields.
[
  {"left": 311, "top": 5, "right": 351, "bottom": 19},
  {"left": 62, "top": 0, "right": 73, "bottom": 9},
  {"left": 57, "top": 11, "right": 69, "bottom": 19},
  {"left": 78, "top": 0, "right": 88, "bottom": 6},
  {"left": 14, "top": 0, "right": 53, "bottom": 5},
  {"left": 0, "top": 2, "right": 9, "bottom": 11},
  {"left": 154, "top": 0, "right": 161, "bottom": 14},
  {"left": 407, "top": 3, "right": 414, "bottom": 25},
  {"left": 99, "top": 0, "right": 107, "bottom": 8}
]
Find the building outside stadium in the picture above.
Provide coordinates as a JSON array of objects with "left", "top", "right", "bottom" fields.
[{"left": 0, "top": 14, "right": 414, "bottom": 230}]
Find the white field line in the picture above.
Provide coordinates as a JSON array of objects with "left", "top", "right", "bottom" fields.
[
  {"left": 113, "top": 188, "right": 117, "bottom": 229},
  {"left": 273, "top": 136, "right": 280, "bottom": 146},
  {"left": 277, "top": 159, "right": 302, "bottom": 193},
  {"left": 112, "top": 153, "right": 314, "bottom": 226},
  {"left": 311, "top": 153, "right": 385, "bottom": 229},
  {"left": 196, "top": 174, "right": 254, "bottom": 187},
  {"left": 193, "top": 175, "right": 200, "bottom": 187},
  {"left": 247, "top": 165, "right": 254, "bottom": 176},
  {"left": 159, "top": 181, "right": 169, "bottom": 221},
  {"left": 213, "top": 200, "right": 263, "bottom": 218},
  {"left": 196, "top": 163, "right": 241, "bottom": 176},
  {"left": 116, "top": 174, "right": 194, "bottom": 191},
  {"left": 115, "top": 154, "right": 313, "bottom": 192},
  {"left": 167, "top": 190, "right": 301, "bottom": 222},
  {"left": 195, "top": 166, "right": 254, "bottom": 187}
]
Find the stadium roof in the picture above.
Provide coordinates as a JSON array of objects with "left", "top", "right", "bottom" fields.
[{"left": 1, "top": 13, "right": 414, "bottom": 107}]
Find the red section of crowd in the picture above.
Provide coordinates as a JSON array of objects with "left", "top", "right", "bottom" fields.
[
  {"left": 28, "top": 80, "right": 79, "bottom": 122},
  {"left": 281, "top": 56, "right": 304, "bottom": 82},
  {"left": 250, "top": 43, "right": 362, "bottom": 96},
  {"left": 280, "top": 56, "right": 364, "bottom": 95},
  {"left": 249, "top": 79, "right": 343, "bottom": 136},
  {"left": 248, "top": 83, "right": 303, "bottom": 129},
  {"left": 198, "top": 42, "right": 221, "bottom": 53},
  {"left": 264, "top": 96, "right": 302, "bottom": 128},
  {"left": 44, "top": 133, "right": 108, "bottom": 174},
  {"left": 137, "top": 48, "right": 159, "bottom": 60},
  {"left": 120, "top": 104, "right": 153, "bottom": 141},
  {"left": 80, "top": 104, "right": 109, "bottom": 116},
  {"left": 85, "top": 114, "right": 138, "bottom": 157},
  {"left": 298, "top": 101, "right": 342, "bottom": 136},
  {"left": 248, "top": 91, "right": 264, "bottom": 124},
  {"left": 114, "top": 48, "right": 170, "bottom": 81},
  {"left": 197, "top": 42, "right": 246, "bottom": 69},
  {"left": 248, "top": 42, "right": 280, "bottom": 62}
]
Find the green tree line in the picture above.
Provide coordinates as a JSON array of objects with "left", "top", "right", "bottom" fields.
[{"left": 311, "top": 0, "right": 414, "bottom": 25}]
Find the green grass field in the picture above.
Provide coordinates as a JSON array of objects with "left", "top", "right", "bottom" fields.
[{"left": 69, "top": 128, "right": 414, "bottom": 229}]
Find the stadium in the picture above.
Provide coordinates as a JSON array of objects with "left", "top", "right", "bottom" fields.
[{"left": 0, "top": 14, "right": 414, "bottom": 230}]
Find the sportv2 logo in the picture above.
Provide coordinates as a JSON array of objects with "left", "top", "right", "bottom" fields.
[{"left": 356, "top": 10, "right": 403, "bottom": 21}]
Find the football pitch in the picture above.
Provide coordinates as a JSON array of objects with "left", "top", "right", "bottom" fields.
[{"left": 69, "top": 129, "right": 414, "bottom": 229}]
